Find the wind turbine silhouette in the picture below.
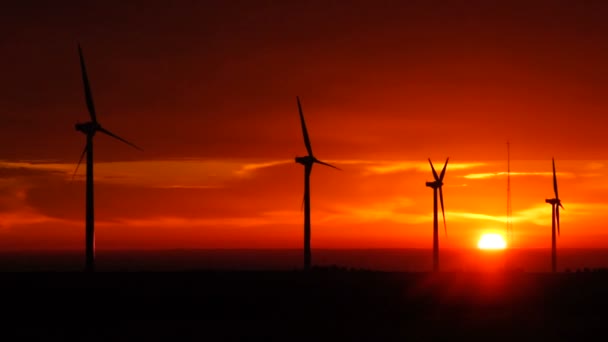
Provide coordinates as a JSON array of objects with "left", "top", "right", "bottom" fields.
[
  {"left": 425, "top": 158, "right": 448, "bottom": 272},
  {"left": 72, "top": 43, "right": 143, "bottom": 272},
  {"left": 294, "top": 96, "right": 340, "bottom": 271},
  {"left": 545, "top": 157, "right": 564, "bottom": 273}
]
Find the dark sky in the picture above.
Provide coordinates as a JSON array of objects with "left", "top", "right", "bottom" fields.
[{"left": 4, "top": 0, "right": 608, "bottom": 161}]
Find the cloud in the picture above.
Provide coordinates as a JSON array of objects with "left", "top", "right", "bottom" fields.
[
  {"left": 319, "top": 197, "right": 430, "bottom": 225},
  {"left": 446, "top": 211, "right": 508, "bottom": 223},
  {"left": 322, "top": 209, "right": 429, "bottom": 225},
  {"left": 463, "top": 171, "right": 576, "bottom": 179},
  {"left": 318, "top": 159, "right": 485, "bottom": 175},
  {"left": 443, "top": 206, "right": 550, "bottom": 226},
  {"left": 233, "top": 160, "right": 292, "bottom": 176},
  {"left": 585, "top": 162, "right": 604, "bottom": 171},
  {"left": 102, "top": 209, "right": 301, "bottom": 228},
  {"left": 102, "top": 196, "right": 427, "bottom": 229},
  {"left": 0, "top": 161, "right": 70, "bottom": 179},
  {"left": 74, "top": 159, "right": 290, "bottom": 188},
  {"left": 549, "top": 202, "right": 608, "bottom": 221},
  {"left": 366, "top": 161, "right": 485, "bottom": 175},
  {"left": 0, "top": 159, "right": 292, "bottom": 189},
  {"left": 442, "top": 201, "right": 608, "bottom": 227},
  {"left": 0, "top": 209, "right": 76, "bottom": 229},
  {"left": 0, "top": 158, "right": 487, "bottom": 190}
]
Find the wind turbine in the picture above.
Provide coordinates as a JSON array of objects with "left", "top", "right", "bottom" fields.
[
  {"left": 72, "top": 43, "right": 143, "bottom": 272},
  {"left": 545, "top": 157, "right": 564, "bottom": 273},
  {"left": 425, "top": 158, "right": 449, "bottom": 272},
  {"left": 294, "top": 96, "right": 340, "bottom": 271}
]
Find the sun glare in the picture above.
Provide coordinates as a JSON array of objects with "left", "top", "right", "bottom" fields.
[{"left": 477, "top": 233, "right": 507, "bottom": 250}]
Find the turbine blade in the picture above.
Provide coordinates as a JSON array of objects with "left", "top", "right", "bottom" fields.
[
  {"left": 439, "top": 157, "right": 449, "bottom": 181},
  {"left": 552, "top": 158, "right": 559, "bottom": 199},
  {"left": 297, "top": 96, "right": 313, "bottom": 156},
  {"left": 428, "top": 158, "right": 439, "bottom": 181},
  {"left": 439, "top": 187, "right": 446, "bottom": 237},
  {"left": 71, "top": 143, "right": 88, "bottom": 181},
  {"left": 78, "top": 43, "right": 97, "bottom": 123},
  {"left": 556, "top": 205, "right": 560, "bottom": 237},
  {"left": 314, "top": 159, "right": 341, "bottom": 170},
  {"left": 98, "top": 127, "right": 143, "bottom": 151}
]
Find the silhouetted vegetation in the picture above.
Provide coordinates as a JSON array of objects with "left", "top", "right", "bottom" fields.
[
  {"left": 575, "top": 267, "right": 608, "bottom": 273},
  {"left": 3, "top": 270, "right": 608, "bottom": 339},
  {"left": 310, "top": 265, "right": 374, "bottom": 273}
]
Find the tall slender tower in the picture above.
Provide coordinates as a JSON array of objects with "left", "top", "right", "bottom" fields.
[{"left": 506, "top": 141, "right": 513, "bottom": 245}]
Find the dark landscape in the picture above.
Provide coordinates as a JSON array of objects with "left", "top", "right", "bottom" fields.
[
  {"left": 2, "top": 248, "right": 608, "bottom": 272},
  {"left": 3, "top": 269, "right": 608, "bottom": 340},
  {"left": 2, "top": 249, "right": 608, "bottom": 340}
]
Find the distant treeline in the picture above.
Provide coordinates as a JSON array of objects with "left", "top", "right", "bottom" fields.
[{"left": 566, "top": 267, "right": 608, "bottom": 273}]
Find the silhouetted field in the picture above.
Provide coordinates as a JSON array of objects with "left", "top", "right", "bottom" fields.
[
  {"left": 2, "top": 248, "right": 608, "bottom": 272},
  {"left": 2, "top": 268, "right": 608, "bottom": 340}
]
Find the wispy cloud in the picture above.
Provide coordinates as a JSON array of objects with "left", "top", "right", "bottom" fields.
[
  {"left": 0, "top": 210, "right": 76, "bottom": 229},
  {"left": 464, "top": 171, "right": 575, "bottom": 179},
  {"left": 0, "top": 158, "right": 488, "bottom": 189},
  {"left": 548, "top": 202, "right": 608, "bottom": 221},
  {"left": 366, "top": 161, "right": 485, "bottom": 175},
  {"left": 321, "top": 209, "right": 430, "bottom": 225},
  {"left": 446, "top": 211, "right": 508, "bottom": 223},
  {"left": 234, "top": 160, "right": 291, "bottom": 176},
  {"left": 0, "top": 160, "right": 72, "bottom": 175},
  {"left": 443, "top": 201, "right": 608, "bottom": 227},
  {"left": 444, "top": 206, "right": 551, "bottom": 226},
  {"left": 102, "top": 209, "right": 301, "bottom": 228},
  {"left": 585, "top": 162, "right": 605, "bottom": 171},
  {"left": 0, "top": 159, "right": 291, "bottom": 188},
  {"left": 325, "top": 160, "right": 485, "bottom": 175},
  {"left": 320, "top": 197, "right": 430, "bottom": 224},
  {"left": 82, "top": 159, "right": 291, "bottom": 188}
]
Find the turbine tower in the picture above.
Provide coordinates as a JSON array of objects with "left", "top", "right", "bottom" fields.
[
  {"left": 507, "top": 141, "right": 512, "bottom": 245},
  {"left": 73, "top": 43, "right": 143, "bottom": 272},
  {"left": 425, "top": 158, "right": 449, "bottom": 272},
  {"left": 294, "top": 96, "right": 340, "bottom": 271},
  {"left": 545, "top": 157, "right": 564, "bottom": 273}
]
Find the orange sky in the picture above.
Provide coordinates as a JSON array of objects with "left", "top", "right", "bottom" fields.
[{"left": 2, "top": 1, "right": 608, "bottom": 251}]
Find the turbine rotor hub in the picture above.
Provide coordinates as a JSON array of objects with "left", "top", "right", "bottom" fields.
[
  {"left": 75, "top": 121, "right": 100, "bottom": 135},
  {"left": 295, "top": 156, "right": 314, "bottom": 165},
  {"left": 425, "top": 181, "right": 441, "bottom": 188}
]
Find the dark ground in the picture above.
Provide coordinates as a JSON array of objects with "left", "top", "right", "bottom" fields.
[{"left": 2, "top": 268, "right": 608, "bottom": 340}]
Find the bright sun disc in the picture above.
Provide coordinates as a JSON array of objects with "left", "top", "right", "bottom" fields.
[{"left": 477, "top": 233, "right": 507, "bottom": 250}]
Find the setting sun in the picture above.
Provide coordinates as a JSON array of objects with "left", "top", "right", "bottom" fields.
[{"left": 477, "top": 233, "right": 507, "bottom": 250}]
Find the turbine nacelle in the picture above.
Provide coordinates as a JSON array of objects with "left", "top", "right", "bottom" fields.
[
  {"left": 425, "top": 180, "right": 443, "bottom": 188},
  {"left": 75, "top": 121, "right": 100, "bottom": 135},
  {"left": 295, "top": 155, "right": 314, "bottom": 166}
]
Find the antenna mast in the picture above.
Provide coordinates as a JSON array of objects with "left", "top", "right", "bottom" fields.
[{"left": 507, "top": 141, "right": 513, "bottom": 245}]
